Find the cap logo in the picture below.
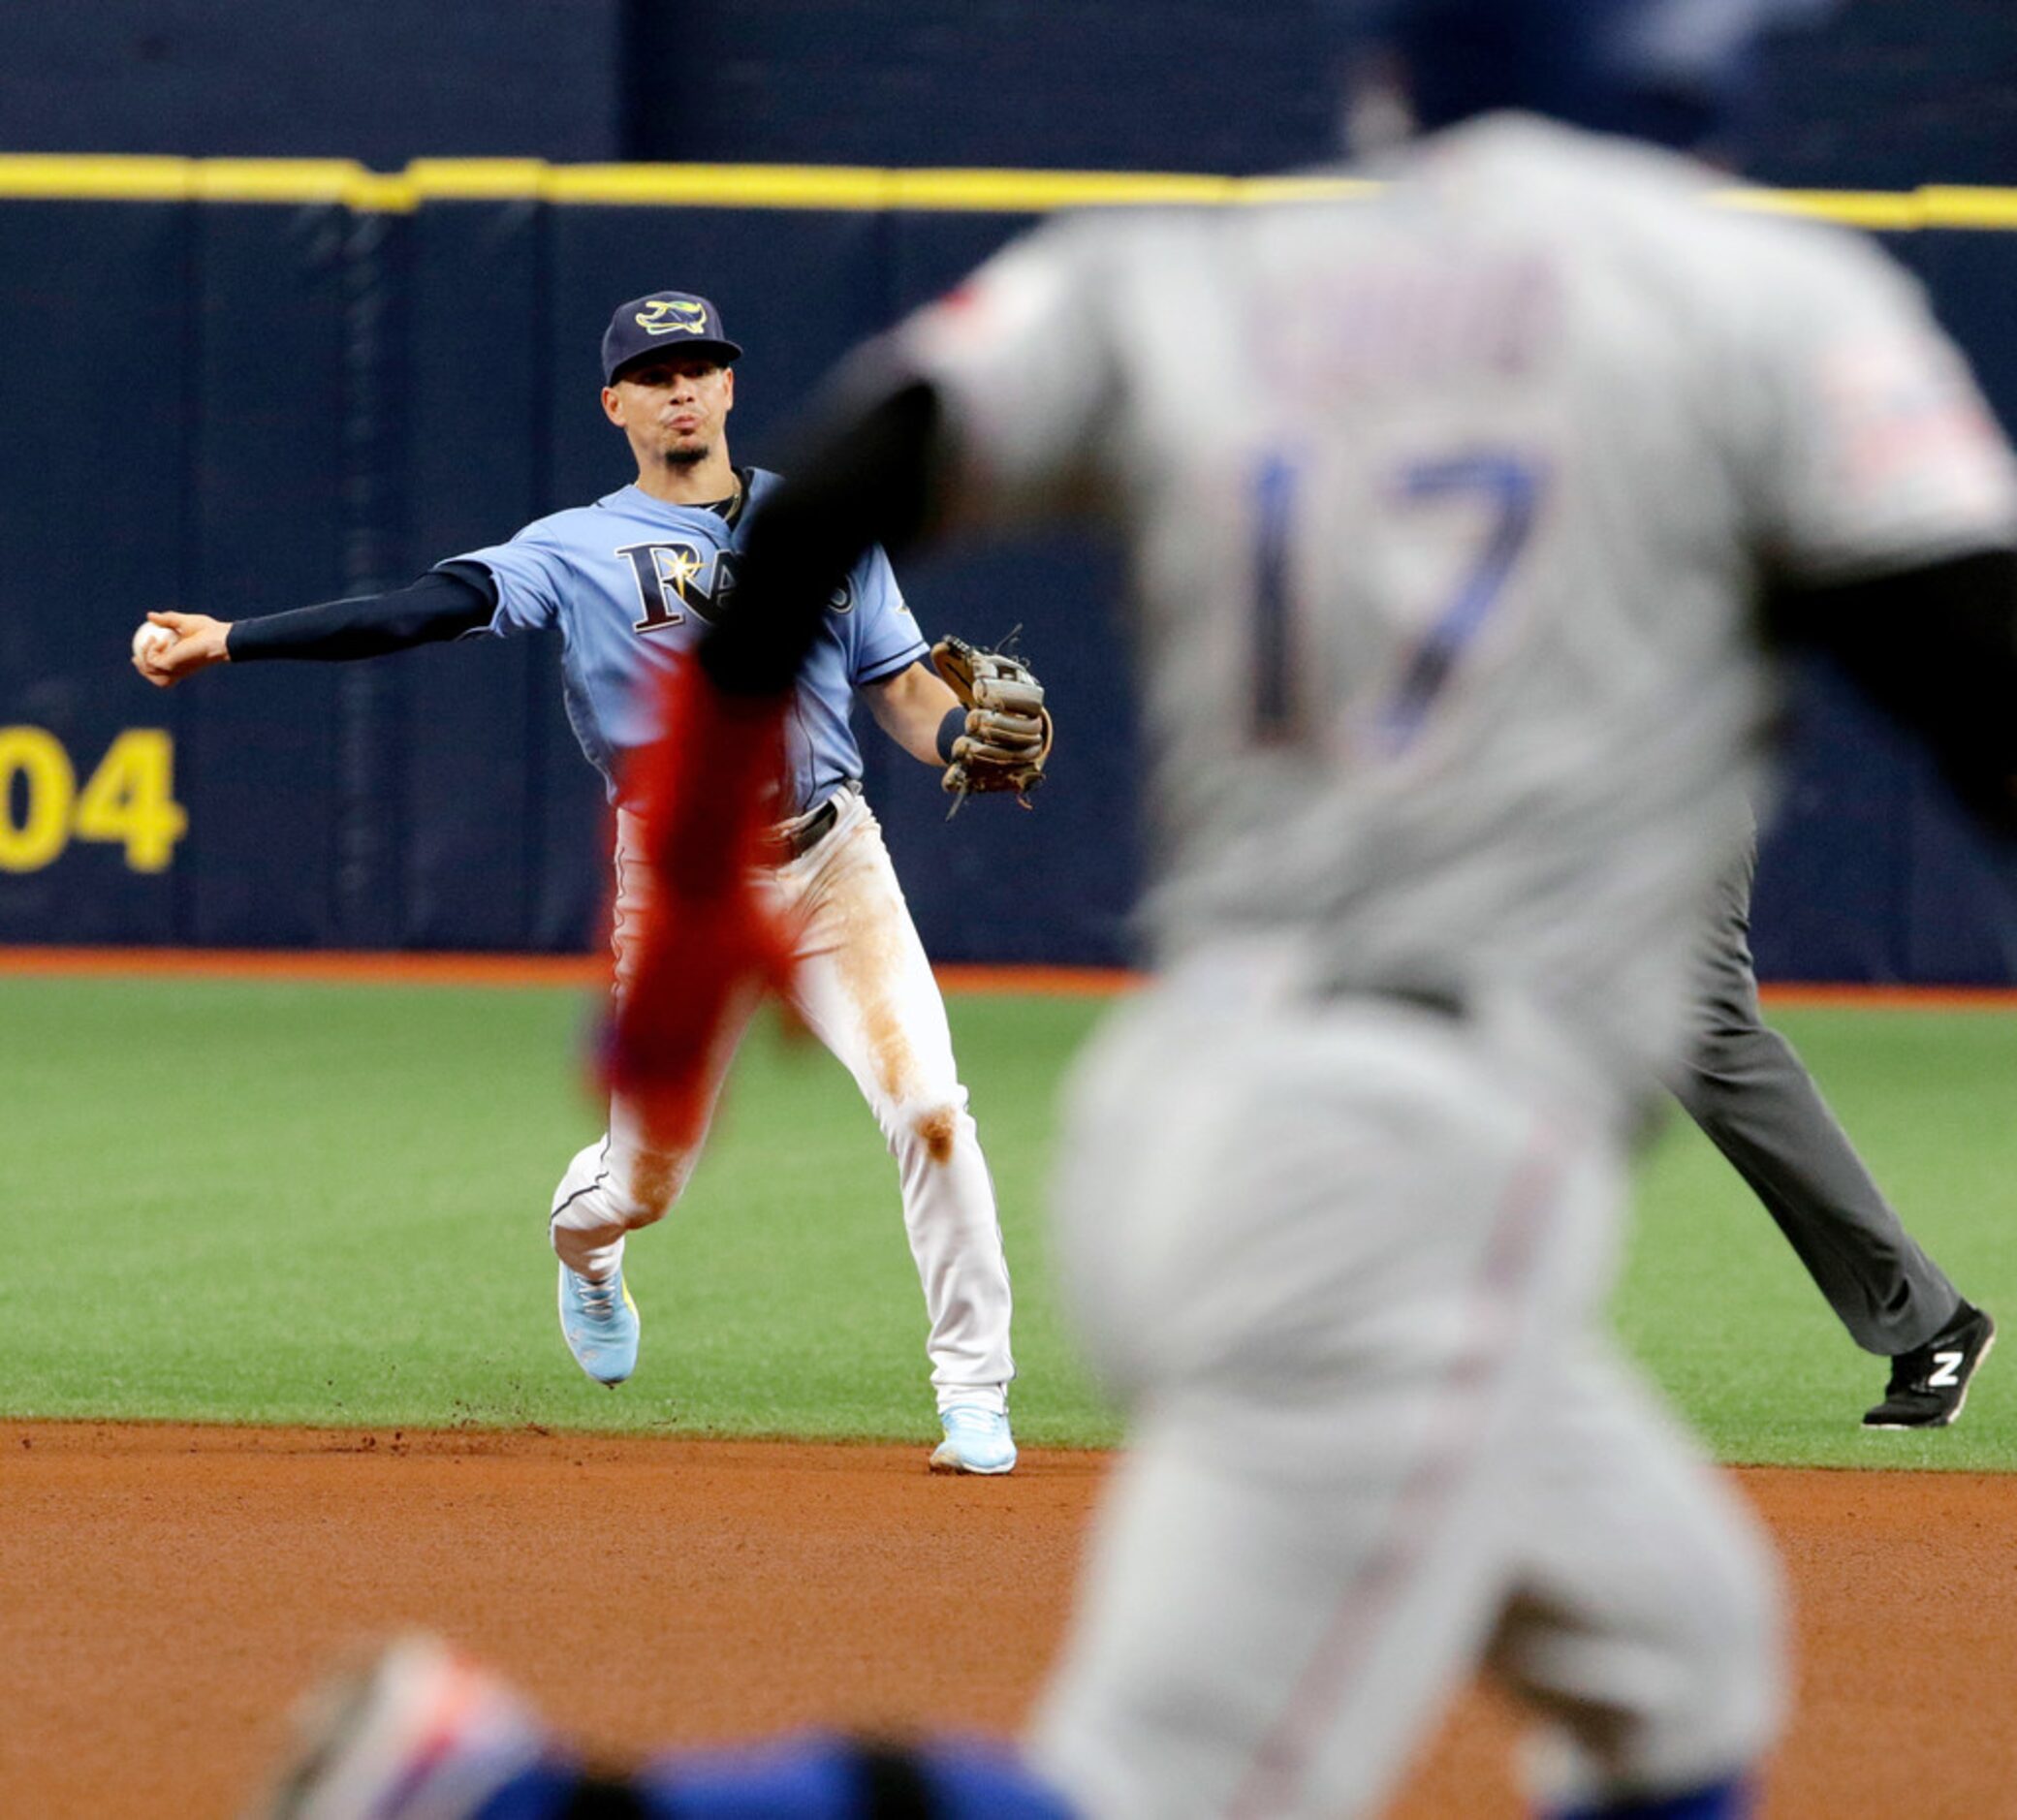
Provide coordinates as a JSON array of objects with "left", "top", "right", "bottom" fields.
[{"left": 636, "top": 298, "right": 709, "bottom": 337}]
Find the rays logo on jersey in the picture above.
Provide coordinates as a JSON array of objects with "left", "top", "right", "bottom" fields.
[
  {"left": 636, "top": 298, "right": 711, "bottom": 337},
  {"left": 619, "top": 541, "right": 732, "bottom": 631},
  {"left": 619, "top": 542, "right": 856, "bottom": 633}
]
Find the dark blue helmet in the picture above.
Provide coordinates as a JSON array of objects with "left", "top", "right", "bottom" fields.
[{"left": 1327, "top": 0, "right": 1837, "bottom": 151}]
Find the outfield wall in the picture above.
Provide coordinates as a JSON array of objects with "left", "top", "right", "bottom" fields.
[
  {"left": 2, "top": 161, "right": 2015, "bottom": 978},
  {"left": 8, "top": 2, "right": 2015, "bottom": 192}
]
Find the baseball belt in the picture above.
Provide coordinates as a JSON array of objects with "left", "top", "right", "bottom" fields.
[{"left": 765, "top": 779, "right": 859, "bottom": 863}]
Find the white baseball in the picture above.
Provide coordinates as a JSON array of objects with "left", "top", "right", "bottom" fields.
[{"left": 132, "top": 622, "right": 173, "bottom": 662}]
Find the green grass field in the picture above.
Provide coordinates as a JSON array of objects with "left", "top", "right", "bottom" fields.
[{"left": 1, "top": 974, "right": 2010, "bottom": 1469}]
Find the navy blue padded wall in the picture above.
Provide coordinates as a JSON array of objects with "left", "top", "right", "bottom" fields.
[
  {"left": 1750, "top": 662, "right": 1920, "bottom": 983},
  {"left": 1752, "top": 0, "right": 2017, "bottom": 190},
  {"left": 328, "top": 208, "right": 416, "bottom": 951},
  {"left": 1902, "top": 772, "right": 2017, "bottom": 985},
  {"left": 177, "top": 201, "right": 357, "bottom": 946},
  {"left": 623, "top": 1, "right": 1338, "bottom": 177},
  {"left": 8, "top": 3, "right": 2017, "bottom": 197},
  {"left": 4, "top": 179, "right": 2016, "bottom": 978},
  {"left": 396, "top": 200, "right": 556, "bottom": 950},
  {"left": 0, "top": 1, "right": 623, "bottom": 167},
  {"left": 0, "top": 199, "right": 193, "bottom": 942}
]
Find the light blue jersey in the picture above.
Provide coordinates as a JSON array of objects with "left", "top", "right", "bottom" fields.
[{"left": 446, "top": 468, "right": 928, "bottom": 809}]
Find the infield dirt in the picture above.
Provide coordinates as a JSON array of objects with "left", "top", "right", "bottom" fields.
[{"left": 2, "top": 1423, "right": 2009, "bottom": 1817}]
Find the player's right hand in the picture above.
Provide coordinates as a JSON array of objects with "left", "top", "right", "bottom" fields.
[{"left": 133, "top": 611, "right": 232, "bottom": 687}]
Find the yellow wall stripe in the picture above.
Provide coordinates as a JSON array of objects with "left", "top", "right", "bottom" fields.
[
  {"left": 542, "top": 163, "right": 896, "bottom": 209},
  {"left": 190, "top": 159, "right": 383, "bottom": 204},
  {"left": 0, "top": 156, "right": 193, "bottom": 200},
  {"left": 527, "top": 163, "right": 1375, "bottom": 210},
  {"left": 1918, "top": 185, "right": 2017, "bottom": 229},
  {"left": 400, "top": 159, "right": 554, "bottom": 200},
  {"left": 1711, "top": 186, "right": 1927, "bottom": 231},
  {"left": 0, "top": 153, "right": 2013, "bottom": 228}
]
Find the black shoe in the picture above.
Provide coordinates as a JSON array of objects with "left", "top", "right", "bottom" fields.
[{"left": 1863, "top": 1302, "right": 1997, "bottom": 1429}]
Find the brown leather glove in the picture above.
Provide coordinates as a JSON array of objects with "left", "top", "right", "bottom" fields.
[{"left": 931, "top": 635, "right": 1054, "bottom": 808}]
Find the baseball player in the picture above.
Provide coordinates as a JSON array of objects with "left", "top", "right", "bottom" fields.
[
  {"left": 1673, "top": 839, "right": 1995, "bottom": 1428},
  {"left": 244, "top": 3, "right": 2017, "bottom": 1818},
  {"left": 134, "top": 292, "right": 1036, "bottom": 1475}
]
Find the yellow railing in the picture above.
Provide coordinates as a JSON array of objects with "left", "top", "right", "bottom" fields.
[{"left": 0, "top": 155, "right": 2013, "bottom": 227}]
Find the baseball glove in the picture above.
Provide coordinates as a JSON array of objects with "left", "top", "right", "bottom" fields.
[{"left": 931, "top": 634, "right": 1054, "bottom": 810}]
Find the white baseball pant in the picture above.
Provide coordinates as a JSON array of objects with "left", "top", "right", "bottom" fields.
[
  {"left": 1027, "top": 950, "right": 1785, "bottom": 1818},
  {"left": 550, "top": 788, "right": 1016, "bottom": 1412}
]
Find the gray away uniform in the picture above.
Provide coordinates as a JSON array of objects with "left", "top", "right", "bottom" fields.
[{"left": 889, "top": 113, "right": 2017, "bottom": 1819}]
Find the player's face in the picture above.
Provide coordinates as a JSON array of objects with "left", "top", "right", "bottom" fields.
[{"left": 602, "top": 356, "right": 736, "bottom": 468}]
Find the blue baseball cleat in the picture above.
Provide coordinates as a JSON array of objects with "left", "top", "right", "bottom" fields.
[
  {"left": 556, "top": 1262, "right": 640, "bottom": 1386},
  {"left": 930, "top": 1404, "right": 1017, "bottom": 1475}
]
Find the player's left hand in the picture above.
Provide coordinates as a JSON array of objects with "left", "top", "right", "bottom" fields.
[{"left": 931, "top": 635, "right": 1053, "bottom": 807}]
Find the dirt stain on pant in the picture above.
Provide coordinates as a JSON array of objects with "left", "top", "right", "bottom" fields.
[
  {"left": 625, "top": 1151, "right": 688, "bottom": 1223},
  {"left": 823, "top": 847, "right": 923, "bottom": 1111},
  {"left": 913, "top": 1106, "right": 959, "bottom": 1166}
]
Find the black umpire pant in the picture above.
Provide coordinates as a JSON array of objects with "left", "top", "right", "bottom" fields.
[{"left": 1665, "top": 841, "right": 1963, "bottom": 1358}]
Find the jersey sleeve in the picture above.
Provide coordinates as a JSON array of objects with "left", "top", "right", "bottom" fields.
[
  {"left": 1744, "top": 233, "right": 2017, "bottom": 580},
  {"left": 846, "top": 544, "right": 930, "bottom": 686},
  {"left": 881, "top": 213, "right": 1124, "bottom": 532},
  {"left": 436, "top": 519, "right": 575, "bottom": 636}
]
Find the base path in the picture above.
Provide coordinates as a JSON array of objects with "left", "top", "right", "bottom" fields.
[{"left": 2, "top": 1424, "right": 2009, "bottom": 1817}]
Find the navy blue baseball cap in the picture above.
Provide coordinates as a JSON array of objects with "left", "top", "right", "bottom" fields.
[{"left": 601, "top": 291, "right": 744, "bottom": 384}]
